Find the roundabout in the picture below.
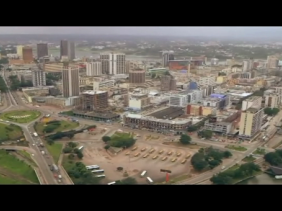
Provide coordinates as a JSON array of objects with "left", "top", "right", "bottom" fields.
[{"left": 0, "top": 110, "right": 41, "bottom": 123}]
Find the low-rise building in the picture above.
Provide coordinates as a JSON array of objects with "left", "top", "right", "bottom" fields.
[
  {"left": 32, "top": 96, "right": 80, "bottom": 108},
  {"left": 128, "top": 93, "right": 150, "bottom": 110},
  {"left": 186, "top": 104, "right": 217, "bottom": 116},
  {"left": 93, "top": 79, "right": 115, "bottom": 91},
  {"left": 169, "top": 93, "right": 188, "bottom": 107}
]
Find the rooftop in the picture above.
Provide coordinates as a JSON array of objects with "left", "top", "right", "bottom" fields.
[
  {"left": 246, "top": 107, "right": 261, "bottom": 113},
  {"left": 82, "top": 90, "right": 107, "bottom": 95},
  {"left": 244, "top": 96, "right": 262, "bottom": 102},
  {"left": 148, "top": 107, "right": 184, "bottom": 120}
]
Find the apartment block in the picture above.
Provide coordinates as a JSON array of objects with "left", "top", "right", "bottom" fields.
[
  {"left": 86, "top": 62, "right": 102, "bottom": 76},
  {"left": 100, "top": 52, "right": 126, "bottom": 74},
  {"left": 198, "top": 75, "right": 216, "bottom": 86},
  {"left": 62, "top": 67, "right": 79, "bottom": 97},
  {"left": 265, "top": 93, "right": 281, "bottom": 108},
  {"left": 160, "top": 75, "right": 176, "bottom": 91},
  {"left": 93, "top": 79, "right": 115, "bottom": 91},
  {"left": 186, "top": 104, "right": 216, "bottom": 116},
  {"left": 239, "top": 107, "right": 263, "bottom": 138},
  {"left": 128, "top": 94, "right": 150, "bottom": 110},
  {"left": 187, "top": 90, "right": 202, "bottom": 104},
  {"left": 32, "top": 69, "right": 46, "bottom": 87},
  {"left": 22, "top": 46, "right": 33, "bottom": 63},
  {"left": 37, "top": 43, "right": 48, "bottom": 58},
  {"left": 129, "top": 68, "right": 145, "bottom": 84}
]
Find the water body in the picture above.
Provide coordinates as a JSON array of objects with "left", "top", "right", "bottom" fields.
[{"left": 239, "top": 173, "right": 282, "bottom": 184}]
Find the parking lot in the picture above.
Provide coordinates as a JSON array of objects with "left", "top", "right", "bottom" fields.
[{"left": 81, "top": 139, "right": 196, "bottom": 184}]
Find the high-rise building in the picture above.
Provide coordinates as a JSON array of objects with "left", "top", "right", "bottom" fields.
[
  {"left": 100, "top": 52, "right": 126, "bottom": 74},
  {"left": 160, "top": 75, "right": 176, "bottom": 91},
  {"left": 129, "top": 68, "right": 145, "bottom": 83},
  {"left": 239, "top": 107, "right": 263, "bottom": 138},
  {"left": 60, "top": 40, "right": 68, "bottom": 58},
  {"left": 80, "top": 90, "right": 108, "bottom": 111},
  {"left": 22, "top": 46, "right": 33, "bottom": 63},
  {"left": 62, "top": 67, "right": 79, "bottom": 97},
  {"left": 68, "top": 42, "right": 75, "bottom": 61},
  {"left": 162, "top": 51, "right": 174, "bottom": 67},
  {"left": 16, "top": 45, "right": 24, "bottom": 59},
  {"left": 264, "top": 93, "right": 281, "bottom": 108},
  {"left": 37, "top": 43, "right": 48, "bottom": 58},
  {"left": 242, "top": 96, "right": 262, "bottom": 111},
  {"left": 32, "top": 69, "right": 46, "bottom": 87},
  {"left": 267, "top": 56, "right": 278, "bottom": 69},
  {"left": 86, "top": 62, "right": 102, "bottom": 76}
]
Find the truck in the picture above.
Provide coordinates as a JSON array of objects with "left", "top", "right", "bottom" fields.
[
  {"left": 52, "top": 164, "right": 59, "bottom": 172},
  {"left": 33, "top": 132, "right": 38, "bottom": 137}
]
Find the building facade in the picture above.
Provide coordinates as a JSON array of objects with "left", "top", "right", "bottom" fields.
[
  {"left": 162, "top": 51, "right": 174, "bottom": 67},
  {"left": 129, "top": 68, "right": 145, "bottom": 83},
  {"left": 22, "top": 46, "right": 33, "bottom": 63},
  {"left": 16, "top": 45, "right": 24, "bottom": 59},
  {"left": 80, "top": 90, "right": 108, "bottom": 111},
  {"left": 37, "top": 43, "right": 48, "bottom": 58},
  {"left": 169, "top": 94, "right": 188, "bottom": 107},
  {"left": 239, "top": 107, "right": 263, "bottom": 138},
  {"left": 100, "top": 52, "right": 126, "bottom": 75},
  {"left": 198, "top": 76, "right": 216, "bottom": 86},
  {"left": 62, "top": 67, "right": 79, "bottom": 97},
  {"left": 86, "top": 62, "right": 102, "bottom": 76},
  {"left": 93, "top": 79, "right": 115, "bottom": 91},
  {"left": 160, "top": 75, "right": 176, "bottom": 91},
  {"left": 265, "top": 93, "right": 281, "bottom": 108},
  {"left": 32, "top": 69, "right": 46, "bottom": 87},
  {"left": 68, "top": 42, "right": 75, "bottom": 61},
  {"left": 242, "top": 96, "right": 262, "bottom": 111},
  {"left": 128, "top": 94, "right": 150, "bottom": 110},
  {"left": 60, "top": 40, "right": 68, "bottom": 58}
]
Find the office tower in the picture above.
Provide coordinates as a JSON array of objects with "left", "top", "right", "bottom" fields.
[
  {"left": 62, "top": 67, "right": 79, "bottom": 97},
  {"left": 160, "top": 75, "right": 176, "bottom": 91},
  {"left": 80, "top": 90, "right": 108, "bottom": 111},
  {"left": 129, "top": 68, "right": 145, "bottom": 84},
  {"left": 100, "top": 52, "right": 126, "bottom": 74},
  {"left": 68, "top": 42, "right": 75, "bottom": 61},
  {"left": 162, "top": 51, "right": 174, "bottom": 67},
  {"left": 86, "top": 62, "right": 102, "bottom": 76},
  {"left": 22, "top": 46, "right": 33, "bottom": 63},
  {"left": 60, "top": 40, "right": 68, "bottom": 58},
  {"left": 239, "top": 107, "right": 263, "bottom": 138},
  {"left": 37, "top": 43, "right": 48, "bottom": 58},
  {"left": 17, "top": 45, "right": 24, "bottom": 59},
  {"left": 32, "top": 69, "right": 46, "bottom": 86}
]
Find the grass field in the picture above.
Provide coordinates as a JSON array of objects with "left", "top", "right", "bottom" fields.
[
  {"left": 45, "top": 142, "right": 63, "bottom": 164},
  {"left": 225, "top": 145, "right": 247, "bottom": 151},
  {"left": 111, "top": 132, "right": 132, "bottom": 140},
  {"left": 0, "top": 123, "right": 23, "bottom": 143},
  {"left": 0, "top": 110, "right": 41, "bottom": 123},
  {"left": 35, "top": 120, "right": 79, "bottom": 135},
  {"left": 0, "top": 150, "right": 39, "bottom": 184},
  {"left": 243, "top": 155, "right": 256, "bottom": 162},
  {"left": 0, "top": 175, "right": 23, "bottom": 184},
  {"left": 17, "top": 150, "right": 37, "bottom": 167}
]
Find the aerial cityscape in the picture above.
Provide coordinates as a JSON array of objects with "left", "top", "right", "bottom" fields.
[{"left": 1, "top": 26, "right": 282, "bottom": 185}]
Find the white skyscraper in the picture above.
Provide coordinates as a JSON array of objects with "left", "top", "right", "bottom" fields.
[
  {"left": 100, "top": 52, "right": 126, "bottom": 75},
  {"left": 86, "top": 62, "right": 102, "bottom": 76}
]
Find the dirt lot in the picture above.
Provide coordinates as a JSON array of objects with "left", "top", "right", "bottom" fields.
[{"left": 81, "top": 139, "right": 197, "bottom": 184}]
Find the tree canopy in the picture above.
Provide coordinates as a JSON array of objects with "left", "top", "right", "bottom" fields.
[
  {"left": 198, "top": 130, "right": 213, "bottom": 139},
  {"left": 264, "top": 150, "right": 282, "bottom": 166},
  {"left": 264, "top": 108, "right": 280, "bottom": 116},
  {"left": 179, "top": 134, "right": 191, "bottom": 145}
]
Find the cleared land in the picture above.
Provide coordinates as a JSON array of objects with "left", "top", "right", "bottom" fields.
[
  {"left": 0, "top": 123, "right": 23, "bottom": 143},
  {"left": 35, "top": 120, "right": 79, "bottom": 135},
  {"left": 0, "top": 110, "right": 41, "bottom": 123},
  {"left": 0, "top": 150, "right": 39, "bottom": 184}
]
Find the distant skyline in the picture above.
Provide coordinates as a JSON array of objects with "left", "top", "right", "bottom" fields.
[{"left": 0, "top": 27, "right": 282, "bottom": 38}]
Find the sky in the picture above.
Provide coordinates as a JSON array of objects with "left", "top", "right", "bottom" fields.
[{"left": 0, "top": 27, "right": 281, "bottom": 37}]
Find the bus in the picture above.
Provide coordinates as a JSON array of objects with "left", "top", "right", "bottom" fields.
[
  {"left": 92, "top": 169, "right": 104, "bottom": 173},
  {"left": 95, "top": 174, "right": 105, "bottom": 178},
  {"left": 78, "top": 146, "right": 84, "bottom": 150},
  {"left": 146, "top": 177, "right": 153, "bottom": 184},
  {"left": 140, "top": 171, "right": 147, "bottom": 177},
  {"left": 86, "top": 165, "right": 99, "bottom": 170},
  {"left": 108, "top": 182, "right": 116, "bottom": 185}
]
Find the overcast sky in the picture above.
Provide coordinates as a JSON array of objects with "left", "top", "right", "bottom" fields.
[{"left": 0, "top": 27, "right": 280, "bottom": 37}]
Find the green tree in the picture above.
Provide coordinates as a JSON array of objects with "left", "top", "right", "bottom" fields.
[
  {"left": 179, "top": 134, "right": 191, "bottom": 145},
  {"left": 199, "top": 130, "right": 213, "bottom": 139},
  {"left": 210, "top": 174, "right": 233, "bottom": 184},
  {"left": 68, "top": 142, "right": 77, "bottom": 148},
  {"left": 223, "top": 151, "right": 232, "bottom": 158},
  {"left": 121, "top": 177, "right": 137, "bottom": 184},
  {"left": 264, "top": 152, "right": 282, "bottom": 166},
  {"left": 102, "top": 136, "right": 111, "bottom": 143},
  {"left": 76, "top": 151, "right": 83, "bottom": 159},
  {"left": 187, "top": 125, "right": 198, "bottom": 132},
  {"left": 104, "top": 145, "right": 110, "bottom": 150},
  {"left": 63, "top": 147, "right": 72, "bottom": 154}
]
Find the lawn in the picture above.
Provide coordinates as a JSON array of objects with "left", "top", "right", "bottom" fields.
[
  {"left": 0, "top": 123, "right": 23, "bottom": 143},
  {"left": 45, "top": 142, "right": 63, "bottom": 164},
  {"left": 253, "top": 148, "right": 266, "bottom": 155},
  {"left": 225, "top": 145, "right": 247, "bottom": 151},
  {"left": 0, "top": 150, "right": 39, "bottom": 184},
  {"left": 0, "top": 175, "right": 24, "bottom": 184},
  {"left": 243, "top": 155, "right": 256, "bottom": 162},
  {"left": 35, "top": 120, "right": 79, "bottom": 135},
  {"left": 0, "top": 110, "right": 41, "bottom": 123},
  {"left": 17, "top": 150, "right": 37, "bottom": 167}
]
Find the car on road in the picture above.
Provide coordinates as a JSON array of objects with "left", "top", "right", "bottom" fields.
[
  {"left": 167, "top": 151, "right": 172, "bottom": 155},
  {"left": 171, "top": 158, "right": 177, "bottom": 162},
  {"left": 141, "top": 147, "right": 147, "bottom": 152},
  {"left": 131, "top": 146, "right": 138, "bottom": 151},
  {"left": 134, "top": 152, "right": 140, "bottom": 157},
  {"left": 181, "top": 159, "right": 187, "bottom": 164},
  {"left": 125, "top": 151, "right": 130, "bottom": 155},
  {"left": 177, "top": 152, "right": 181, "bottom": 157}
]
